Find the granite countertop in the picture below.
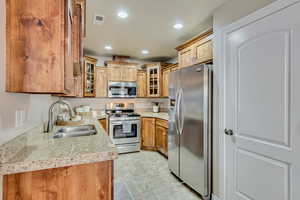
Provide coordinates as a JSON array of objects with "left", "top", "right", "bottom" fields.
[
  {"left": 0, "top": 117, "right": 118, "bottom": 175},
  {"left": 137, "top": 112, "right": 169, "bottom": 120}
]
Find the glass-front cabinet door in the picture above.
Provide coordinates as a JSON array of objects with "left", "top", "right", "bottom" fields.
[
  {"left": 83, "top": 56, "right": 97, "bottom": 97},
  {"left": 147, "top": 65, "right": 161, "bottom": 97}
]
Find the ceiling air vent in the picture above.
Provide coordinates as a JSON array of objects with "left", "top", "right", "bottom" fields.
[{"left": 93, "top": 14, "right": 104, "bottom": 25}]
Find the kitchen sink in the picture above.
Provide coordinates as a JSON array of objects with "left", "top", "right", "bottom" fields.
[{"left": 53, "top": 125, "right": 97, "bottom": 139}]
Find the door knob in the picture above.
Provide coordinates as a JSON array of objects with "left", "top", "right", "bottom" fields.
[{"left": 224, "top": 129, "right": 234, "bottom": 136}]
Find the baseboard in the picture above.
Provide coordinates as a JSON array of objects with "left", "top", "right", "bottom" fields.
[{"left": 212, "top": 194, "right": 222, "bottom": 200}]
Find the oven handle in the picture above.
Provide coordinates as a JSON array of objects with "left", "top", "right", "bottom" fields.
[{"left": 110, "top": 120, "right": 140, "bottom": 125}]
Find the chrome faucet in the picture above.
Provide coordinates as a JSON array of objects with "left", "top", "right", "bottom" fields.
[{"left": 46, "top": 99, "right": 75, "bottom": 133}]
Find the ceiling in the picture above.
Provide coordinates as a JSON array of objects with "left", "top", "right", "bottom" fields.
[{"left": 84, "top": 0, "right": 228, "bottom": 61}]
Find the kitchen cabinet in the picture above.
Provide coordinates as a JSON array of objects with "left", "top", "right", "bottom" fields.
[
  {"left": 6, "top": 0, "right": 86, "bottom": 94},
  {"left": 122, "top": 66, "right": 138, "bottom": 82},
  {"left": 107, "top": 66, "right": 122, "bottom": 82},
  {"left": 107, "top": 61, "right": 138, "bottom": 82},
  {"left": 194, "top": 39, "right": 213, "bottom": 64},
  {"left": 95, "top": 68, "right": 108, "bottom": 98},
  {"left": 162, "top": 63, "right": 178, "bottom": 97},
  {"left": 137, "top": 70, "right": 147, "bottom": 97},
  {"left": 162, "top": 68, "right": 171, "bottom": 97},
  {"left": 176, "top": 29, "right": 213, "bottom": 69},
  {"left": 178, "top": 47, "right": 194, "bottom": 69},
  {"left": 6, "top": 0, "right": 74, "bottom": 93},
  {"left": 155, "top": 119, "right": 168, "bottom": 157},
  {"left": 146, "top": 64, "right": 161, "bottom": 97},
  {"left": 3, "top": 161, "right": 113, "bottom": 200},
  {"left": 83, "top": 56, "right": 97, "bottom": 97},
  {"left": 141, "top": 117, "right": 156, "bottom": 150}
]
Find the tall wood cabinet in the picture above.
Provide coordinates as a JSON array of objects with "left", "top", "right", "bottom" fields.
[
  {"left": 137, "top": 70, "right": 147, "bottom": 97},
  {"left": 95, "top": 68, "right": 108, "bottom": 98},
  {"left": 6, "top": 0, "right": 86, "bottom": 94},
  {"left": 161, "top": 63, "right": 178, "bottom": 97},
  {"left": 176, "top": 29, "right": 213, "bottom": 69}
]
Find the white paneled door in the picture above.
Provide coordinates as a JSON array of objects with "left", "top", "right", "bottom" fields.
[{"left": 224, "top": 1, "right": 300, "bottom": 200}]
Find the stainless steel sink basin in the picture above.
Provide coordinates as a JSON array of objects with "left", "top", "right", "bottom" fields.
[{"left": 53, "top": 125, "right": 97, "bottom": 139}]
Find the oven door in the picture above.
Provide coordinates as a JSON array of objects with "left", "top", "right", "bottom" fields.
[{"left": 109, "top": 120, "right": 140, "bottom": 144}]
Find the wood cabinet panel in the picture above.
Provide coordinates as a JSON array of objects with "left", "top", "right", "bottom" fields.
[
  {"left": 95, "top": 68, "right": 107, "bottom": 97},
  {"left": 155, "top": 125, "right": 168, "bottom": 157},
  {"left": 194, "top": 39, "right": 213, "bottom": 64},
  {"left": 155, "top": 119, "right": 168, "bottom": 157},
  {"left": 178, "top": 48, "right": 193, "bottom": 69},
  {"left": 122, "top": 66, "right": 137, "bottom": 82},
  {"left": 141, "top": 118, "right": 156, "bottom": 149},
  {"left": 137, "top": 71, "right": 147, "bottom": 97},
  {"left": 107, "top": 67, "right": 122, "bottom": 82},
  {"left": 6, "top": 0, "right": 67, "bottom": 93},
  {"left": 3, "top": 161, "right": 113, "bottom": 200},
  {"left": 162, "top": 69, "right": 170, "bottom": 97}
]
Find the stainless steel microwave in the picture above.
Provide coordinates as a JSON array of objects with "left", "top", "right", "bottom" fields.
[{"left": 108, "top": 82, "right": 137, "bottom": 98}]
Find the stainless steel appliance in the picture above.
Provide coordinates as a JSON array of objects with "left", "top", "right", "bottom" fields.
[
  {"left": 106, "top": 103, "right": 141, "bottom": 153},
  {"left": 108, "top": 82, "right": 137, "bottom": 98},
  {"left": 168, "top": 64, "right": 212, "bottom": 200}
]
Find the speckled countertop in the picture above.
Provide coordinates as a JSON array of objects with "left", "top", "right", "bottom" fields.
[
  {"left": 0, "top": 117, "right": 118, "bottom": 176},
  {"left": 137, "top": 112, "right": 169, "bottom": 120}
]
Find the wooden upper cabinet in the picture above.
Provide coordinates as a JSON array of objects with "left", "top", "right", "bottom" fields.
[
  {"left": 95, "top": 68, "right": 108, "bottom": 98},
  {"left": 162, "top": 68, "right": 171, "bottom": 97},
  {"left": 137, "top": 70, "right": 147, "bottom": 97},
  {"left": 106, "top": 61, "right": 138, "bottom": 82},
  {"left": 178, "top": 47, "right": 194, "bottom": 69},
  {"left": 176, "top": 29, "right": 213, "bottom": 69},
  {"left": 107, "top": 66, "right": 122, "bottom": 82},
  {"left": 194, "top": 39, "right": 213, "bottom": 64},
  {"left": 141, "top": 118, "right": 156, "bottom": 149},
  {"left": 146, "top": 64, "right": 161, "bottom": 97},
  {"left": 122, "top": 66, "right": 137, "bottom": 82},
  {"left": 83, "top": 56, "right": 97, "bottom": 97},
  {"left": 6, "top": 0, "right": 69, "bottom": 93}
]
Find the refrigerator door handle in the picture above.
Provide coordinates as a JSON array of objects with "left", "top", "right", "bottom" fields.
[
  {"left": 178, "top": 88, "right": 184, "bottom": 135},
  {"left": 174, "top": 90, "right": 180, "bottom": 135}
]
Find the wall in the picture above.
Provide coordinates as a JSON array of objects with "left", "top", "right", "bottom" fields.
[
  {"left": 86, "top": 55, "right": 149, "bottom": 68},
  {"left": 212, "top": 0, "right": 277, "bottom": 198},
  {"left": 65, "top": 98, "right": 169, "bottom": 113},
  {"left": 0, "top": 0, "right": 56, "bottom": 145}
]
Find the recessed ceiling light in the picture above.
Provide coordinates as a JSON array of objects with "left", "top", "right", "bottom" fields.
[
  {"left": 104, "top": 45, "right": 112, "bottom": 50},
  {"left": 117, "top": 11, "right": 128, "bottom": 19},
  {"left": 173, "top": 23, "right": 184, "bottom": 30},
  {"left": 141, "top": 50, "right": 149, "bottom": 55}
]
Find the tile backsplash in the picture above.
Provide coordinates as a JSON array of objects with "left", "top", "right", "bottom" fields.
[{"left": 64, "top": 98, "right": 169, "bottom": 112}]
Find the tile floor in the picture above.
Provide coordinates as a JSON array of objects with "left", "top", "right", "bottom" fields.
[{"left": 114, "top": 151, "right": 202, "bottom": 200}]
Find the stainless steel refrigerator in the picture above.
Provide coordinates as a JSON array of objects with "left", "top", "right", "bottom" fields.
[{"left": 168, "top": 64, "right": 212, "bottom": 200}]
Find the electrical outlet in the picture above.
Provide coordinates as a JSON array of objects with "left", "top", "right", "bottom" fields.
[
  {"left": 15, "top": 109, "right": 26, "bottom": 128},
  {"left": 15, "top": 110, "right": 20, "bottom": 127}
]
